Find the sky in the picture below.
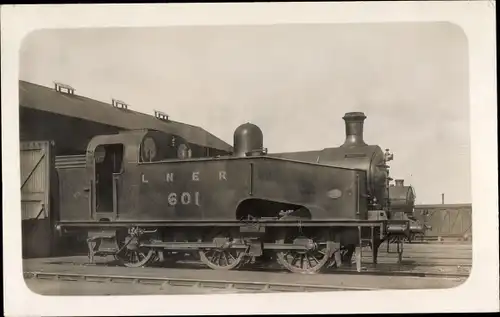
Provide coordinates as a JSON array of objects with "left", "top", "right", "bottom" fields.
[{"left": 19, "top": 22, "right": 471, "bottom": 204}]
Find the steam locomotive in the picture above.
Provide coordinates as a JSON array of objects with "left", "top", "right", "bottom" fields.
[
  {"left": 388, "top": 179, "right": 428, "bottom": 241},
  {"left": 55, "top": 112, "right": 423, "bottom": 274}
]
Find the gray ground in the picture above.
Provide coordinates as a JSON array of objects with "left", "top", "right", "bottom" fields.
[
  {"left": 25, "top": 278, "right": 257, "bottom": 295},
  {"left": 23, "top": 241, "right": 472, "bottom": 296}
]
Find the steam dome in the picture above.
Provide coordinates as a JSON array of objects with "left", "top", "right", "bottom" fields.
[{"left": 233, "top": 123, "right": 264, "bottom": 157}]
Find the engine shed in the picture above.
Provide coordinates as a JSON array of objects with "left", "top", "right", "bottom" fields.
[
  {"left": 19, "top": 80, "right": 233, "bottom": 258},
  {"left": 19, "top": 81, "right": 232, "bottom": 156}
]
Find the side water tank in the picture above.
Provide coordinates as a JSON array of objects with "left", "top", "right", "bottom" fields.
[{"left": 233, "top": 123, "right": 264, "bottom": 157}]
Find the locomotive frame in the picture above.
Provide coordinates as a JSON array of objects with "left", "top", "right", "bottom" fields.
[{"left": 54, "top": 112, "right": 415, "bottom": 274}]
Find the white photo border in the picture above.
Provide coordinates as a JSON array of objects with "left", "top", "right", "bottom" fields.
[{"left": 2, "top": 2, "right": 498, "bottom": 315}]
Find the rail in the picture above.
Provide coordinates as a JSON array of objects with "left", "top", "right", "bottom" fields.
[
  {"left": 332, "top": 267, "right": 470, "bottom": 278},
  {"left": 24, "top": 271, "right": 379, "bottom": 293},
  {"left": 410, "top": 236, "right": 472, "bottom": 243}
]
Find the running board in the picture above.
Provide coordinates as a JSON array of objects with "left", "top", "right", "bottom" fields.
[{"left": 139, "top": 242, "right": 311, "bottom": 251}]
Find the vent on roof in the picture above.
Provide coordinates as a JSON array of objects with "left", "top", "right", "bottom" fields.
[
  {"left": 112, "top": 98, "right": 130, "bottom": 110},
  {"left": 154, "top": 110, "right": 169, "bottom": 121},
  {"left": 54, "top": 82, "right": 75, "bottom": 95}
]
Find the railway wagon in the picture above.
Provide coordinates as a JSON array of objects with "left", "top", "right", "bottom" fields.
[
  {"left": 55, "top": 112, "right": 413, "bottom": 274},
  {"left": 413, "top": 204, "right": 472, "bottom": 241}
]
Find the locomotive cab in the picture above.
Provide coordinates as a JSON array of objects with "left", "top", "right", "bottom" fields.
[
  {"left": 91, "top": 130, "right": 192, "bottom": 221},
  {"left": 57, "top": 129, "right": 192, "bottom": 222}
]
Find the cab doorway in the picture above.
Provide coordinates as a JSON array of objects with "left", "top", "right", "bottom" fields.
[{"left": 94, "top": 144, "right": 124, "bottom": 216}]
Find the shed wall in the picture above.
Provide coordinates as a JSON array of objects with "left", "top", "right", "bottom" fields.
[{"left": 414, "top": 204, "right": 472, "bottom": 238}]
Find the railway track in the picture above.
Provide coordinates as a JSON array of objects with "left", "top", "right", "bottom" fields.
[
  {"left": 239, "top": 261, "right": 470, "bottom": 278},
  {"left": 22, "top": 241, "right": 471, "bottom": 295},
  {"left": 35, "top": 255, "right": 471, "bottom": 277},
  {"left": 331, "top": 267, "right": 469, "bottom": 278},
  {"left": 412, "top": 237, "right": 472, "bottom": 243},
  {"left": 38, "top": 260, "right": 471, "bottom": 280},
  {"left": 23, "top": 271, "right": 378, "bottom": 293},
  {"left": 23, "top": 259, "right": 469, "bottom": 294}
]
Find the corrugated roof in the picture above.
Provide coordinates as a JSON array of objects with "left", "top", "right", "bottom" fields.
[{"left": 19, "top": 80, "right": 233, "bottom": 152}]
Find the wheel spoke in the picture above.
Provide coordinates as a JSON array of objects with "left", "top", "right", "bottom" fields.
[
  {"left": 306, "top": 255, "right": 313, "bottom": 268},
  {"left": 199, "top": 231, "right": 246, "bottom": 271},
  {"left": 214, "top": 252, "right": 222, "bottom": 265},
  {"left": 276, "top": 231, "right": 334, "bottom": 274},
  {"left": 222, "top": 252, "right": 229, "bottom": 265},
  {"left": 209, "top": 251, "right": 218, "bottom": 263},
  {"left": 115, "top": 234, "right": 155, "bottom": 268},
  {"left": 217, "top": 252, "right": 223, "bottom": 266}
]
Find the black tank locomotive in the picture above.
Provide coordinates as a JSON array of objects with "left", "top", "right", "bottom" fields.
[
  {"left": 55, "top": 112, "right": 414, "bottom": 274},
  {"left": 388, "top": 179, "right": 428, "bottom": 240}
]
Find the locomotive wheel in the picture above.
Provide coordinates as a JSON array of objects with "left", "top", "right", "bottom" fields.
[
  {"left": 198, "top": 230, "right": 247, "bottom": 271},
  {"left": 275, "top": 229, "right": 335, "bottom": 274},
  {"left": 114, "top": 234, "right": 155, "bottom": 268}
]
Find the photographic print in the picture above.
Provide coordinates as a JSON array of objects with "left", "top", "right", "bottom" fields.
[{"left": 2, "top": 2, "right": 498, "bottom": 316}]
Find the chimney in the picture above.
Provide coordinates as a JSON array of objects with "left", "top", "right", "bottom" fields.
[
  {"left": 341, "top": 112, "right": 367, "bottom": 147},
  {"left": 395, "top": 179, "right": 404, "bottom": 187}
]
